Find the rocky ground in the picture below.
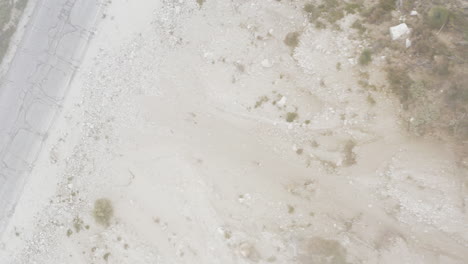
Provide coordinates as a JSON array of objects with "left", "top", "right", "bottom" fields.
[{"left": 0, "top": 0, "right": 467, "bottom": 263}]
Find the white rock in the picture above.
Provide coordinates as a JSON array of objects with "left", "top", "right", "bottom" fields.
[
  {"left": 410, "top": 10, "right": 418, "bottom": 16},
  {"left": 390, "top": 23, "right": 410, "bottom": 40},
  {"left": 277, "top": 96, "right": 287, "bottom": 106},
  {"left": 406, "top": 38, "right": 412, "bottom": 48}
]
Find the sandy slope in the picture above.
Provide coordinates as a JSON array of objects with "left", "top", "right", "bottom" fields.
[{"left": 0, "top": 0, "right": 467, "bottom": 263}]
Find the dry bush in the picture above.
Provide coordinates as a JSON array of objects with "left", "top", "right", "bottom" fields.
[
  {"left": 410, "top": 20, "right": 450, "bottom": 60},
  {"left": 286, "top": 112, "right": 298, "bottom": 122},
  {"left": 427, "top": 6, "right": 450, "bottom": 29},
  {"left": 359, "top": 49, "right": 372, "bottom": 65},
  {"left": 284, "top": 31, "right": 301, "bottom": 48},
  {"left": 386, "top": 66, "right": 413, "bottom": 106},
  {"left": 93, "top": 198, "right": 114, "bottom": 226}
]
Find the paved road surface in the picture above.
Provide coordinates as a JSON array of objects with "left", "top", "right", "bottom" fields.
[{"left": 0, "top": 0, "right": 101, "bottom": 235}]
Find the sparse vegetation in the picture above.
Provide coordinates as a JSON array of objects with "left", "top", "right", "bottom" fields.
[
  {"left": 92, "top": 198, "right": 114, "bottom": 226},
  {"left": 336, "top": 62, "right": 341, "bottom": 71},
  {"left": 0, "top": 1, "right": 14, "bottom": 63},
  {"left": 367, "top": 94, "right": 376, "bottom": 105},
  {"left": 103, "top": 252, "right": 111, "bottom": 261},
  {"left": 427, "top": 6, "right": 450, "bottom": 29},
  {"left": 344, "top": 2, "right": 361, "bottom": 14},
  {"left": 254, "top": 96, "right": 269, "bottom": 108},
  {"left": 286, "top": 112, "right": 298, "bottom": 122},
  {"left": 284, "top": 31, "right": 301, "bottom": 48},
  {"left": 303, "top": 0, "right": 348, "bottom": 29},
  {"left": 378, "top": 0, "right": 396, "bottom": 12},
  {"left": 386, "top": 66, "right": 413, "bottom": 106},
  {"left": 73, "top": 217, "right": 84, "bottom": 232},
  {"left": 1, "top": 0, "right": 29, "bottom": 64},
  {"left": 358, "top": 49, "right": 372, "bottom": 65},
  {"left": 196, "top": 0, "right": 205, "bottom": 7},
  {"left": 15, "top": 0, "right": 28, "bottom": 10},
  {"left": 351, "top": 20, "right": 366, "bottom": 34},
  {"left": 361, "top": 0, "right": 395, "bottom": 24}
]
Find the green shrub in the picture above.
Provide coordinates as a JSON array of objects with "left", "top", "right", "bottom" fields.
[
  {"left": 286, "top": 112, "right": 298, "bottom": 122},
  {"left": 359, "top": 49, "right": 372, "bottom": 65},
  {"left": 284, "top": 31, "right": 301, "bottom": 48},
  {"left": 427, "top": 6, "right": 450, "bottom": 29},
  {"left": 93, "top": 198, "right": 114, "bottom": 226}
]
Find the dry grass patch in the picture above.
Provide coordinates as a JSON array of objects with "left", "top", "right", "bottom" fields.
[
  {"left": 286, "top": 112, "right": 298, "bottom": 123},
  {"left": 92, "top": 198, "right": 114, "bottom": 227},
  {"left": 358, "top": 49, "right": 372, "bottom": 65},
  {"left": 284, "top": 31, "right": 301, "bottom": 48}
]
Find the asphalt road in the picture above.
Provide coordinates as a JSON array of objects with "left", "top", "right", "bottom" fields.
[{"left": 0, "top": 0, "right": 101, "bottom": 235}]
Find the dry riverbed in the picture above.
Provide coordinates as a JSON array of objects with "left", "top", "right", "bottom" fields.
[{"left": 0, "top": 0, "right": 467, "bottom": 263}]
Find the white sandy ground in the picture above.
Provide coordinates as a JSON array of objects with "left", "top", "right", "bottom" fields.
[{"left": 0, "top": 0, "right": 467, "bottom": 263}]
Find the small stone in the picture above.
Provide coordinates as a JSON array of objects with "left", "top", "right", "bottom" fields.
[
  {"left": 410, "top": 10, "right": 418, "bottom": 16},
  {"left": 406, "top": 39, "right": 412, "bottom": 48}
]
